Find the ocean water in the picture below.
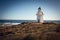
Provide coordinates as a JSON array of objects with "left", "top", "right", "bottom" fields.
[
  {"left": 0, "top": 20, "right": 36, "bottom": 25},
  {"left": 0, "top": 20, "right": 60, "bottom": 25}
]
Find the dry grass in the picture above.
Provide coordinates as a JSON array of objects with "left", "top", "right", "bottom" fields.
[{"left": 0, "top": 23, "right": 60, "bottom": 40}]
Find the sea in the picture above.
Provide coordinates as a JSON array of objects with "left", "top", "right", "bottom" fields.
[{"left": 0, "top": 20, "right": 60, "bottom": 25}]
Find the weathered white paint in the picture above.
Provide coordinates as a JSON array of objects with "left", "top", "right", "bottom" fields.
[{"left": 36, "top": 7, "right": 44, "bottom": 23}]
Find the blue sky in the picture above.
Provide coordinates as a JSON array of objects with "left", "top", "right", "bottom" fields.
[{"left": 0, "top": 0, "right": 60, "bottom": 20}]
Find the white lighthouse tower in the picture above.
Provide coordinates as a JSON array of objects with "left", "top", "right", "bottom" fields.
[{"left": 36, "top": 7, "right": 44, "bottom": 23}]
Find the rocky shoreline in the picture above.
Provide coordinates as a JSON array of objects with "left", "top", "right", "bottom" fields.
[{"left": 0, "top": 22, "right": 60, "bottom": 40}]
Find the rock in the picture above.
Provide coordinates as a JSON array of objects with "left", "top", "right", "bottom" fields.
[{"left": 0, "top": 32, "right": 4, "bottom": 36}]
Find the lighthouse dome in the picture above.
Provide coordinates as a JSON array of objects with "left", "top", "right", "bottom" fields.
[{"left": 38, "top": 7, "right": 41, "bottom": 10}]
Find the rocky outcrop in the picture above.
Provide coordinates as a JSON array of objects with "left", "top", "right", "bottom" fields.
[{"left": 0, "top": 23, "right": 60, "bottom": 40}]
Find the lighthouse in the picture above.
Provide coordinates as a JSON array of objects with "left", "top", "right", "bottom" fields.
[{"left": 36, "top": 7, "right": 44, "bottom": 23}]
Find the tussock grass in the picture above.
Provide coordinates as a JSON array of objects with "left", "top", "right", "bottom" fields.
[{"left": 0, "top": 23, "right": 60, "bottom": 40}]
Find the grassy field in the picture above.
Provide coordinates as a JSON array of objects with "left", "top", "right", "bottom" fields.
[{"left": 0, "top": 22, "right": 60, "bottom": 40}]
